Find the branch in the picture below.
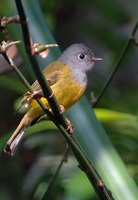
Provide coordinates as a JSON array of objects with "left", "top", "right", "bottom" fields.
[{"left": 42, "top": 146, "right": 70, "bottom": 199}]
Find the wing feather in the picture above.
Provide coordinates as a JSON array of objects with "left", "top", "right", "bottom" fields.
[{"left": 32, "top": 61, "right": 65, "bottom": 91}]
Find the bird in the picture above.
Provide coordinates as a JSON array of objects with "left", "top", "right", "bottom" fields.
[{"left": 4, "top": 43, "right": 102, "bottom": 156}]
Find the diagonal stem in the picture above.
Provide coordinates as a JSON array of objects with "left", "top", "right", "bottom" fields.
[
  {"left": 41, "top": 146, "right": 70, "bottom": 199},
  {"left": 93, "top": 21, "right": 138, "bottom": 107}
]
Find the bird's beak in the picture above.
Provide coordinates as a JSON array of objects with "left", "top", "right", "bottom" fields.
[{"left": 91, "top": 57, "right": 103, "bottom": 62}]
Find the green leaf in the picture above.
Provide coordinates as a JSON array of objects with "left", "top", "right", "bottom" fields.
[
  {"left": 65, "top": 171, "right": 95, "bottom": 200},
  {"left": 94, "top": 108, "right": 138, "bottom": 138},
  {"left": 67, "top": 99, "right": 138, "bottom": 200}
]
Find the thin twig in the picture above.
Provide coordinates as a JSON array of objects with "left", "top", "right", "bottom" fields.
[
  {"left": 93, "top": 21, "right": 138, "bottom": 107},
  {"left": 0, "top": 40, "right": 21, "bottom": 53},
  {"left": 42, "top": 146, "right": 70, "bottom": 199},
  {"left": 2, "top": 52, "right": 54, "bottom": 119},
  {"left": 33, "top": 43, "right": 58, "bottom": 58},
  {"left": 0, "top": 15, "right": 20, "bottom": 30}
]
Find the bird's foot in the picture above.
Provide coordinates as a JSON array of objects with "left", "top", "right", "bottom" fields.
[{"left": 66, "top": 118, "right": 74, "bottom": 134}]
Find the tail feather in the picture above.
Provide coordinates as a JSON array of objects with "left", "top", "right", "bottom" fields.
[
  {"left": 4, "top": 111, "right": 32, "bottom": 156},
  {"left": 4, "top": 125, "right": 27, "bottom": 156},
  {"left": 4, "top": 104, "right": 45, "bottom": 156}
]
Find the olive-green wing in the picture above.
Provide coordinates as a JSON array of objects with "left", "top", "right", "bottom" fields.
[{"left": 32, "top": 61, "right": 65, "bottom": 91}]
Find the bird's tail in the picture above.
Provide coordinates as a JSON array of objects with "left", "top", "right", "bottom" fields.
[{"left": 4, "top": 112, "right": 31, "bottom": 156}]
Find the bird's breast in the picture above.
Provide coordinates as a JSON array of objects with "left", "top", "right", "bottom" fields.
[{"left": 51, "top": 70, "right": 85, "bottom": 110}]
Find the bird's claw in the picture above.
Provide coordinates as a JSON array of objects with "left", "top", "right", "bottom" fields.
[{"left": 66, "top": 118, "right": 74, "bottom": 134}]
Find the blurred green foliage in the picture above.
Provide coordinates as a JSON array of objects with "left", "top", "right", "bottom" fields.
[{"left": 0, "top": 0, "right": 137, "bottom": 199}]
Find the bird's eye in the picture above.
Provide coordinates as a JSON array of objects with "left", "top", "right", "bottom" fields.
[{"left": 78, "top": 54, "right": 85, "bottom": 60}]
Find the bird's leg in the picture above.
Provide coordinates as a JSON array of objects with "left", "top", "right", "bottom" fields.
[
  {"left": 49, "top": 105, "right": 73, "bottom": 134},
  {"left": 59, "top": 105, "right": 65, "bottom": 113},
  {"left": 65, "top": 118, "right": 74, "bottom": 134},
  {"left": 56, "top": 105, "right": 73, "bottom": 134}
]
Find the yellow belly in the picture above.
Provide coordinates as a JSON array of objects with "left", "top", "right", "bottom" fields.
[{"left": 28, "top": 68, "right": 85, "bottom": 120}]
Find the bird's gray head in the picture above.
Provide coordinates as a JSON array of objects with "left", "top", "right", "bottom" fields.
[{"left": 58, "top": 43, "right": 102, "bottom": 86}]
